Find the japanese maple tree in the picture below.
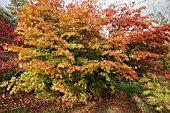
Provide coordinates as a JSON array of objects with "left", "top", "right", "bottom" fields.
[{"left": 3, "top": 0, "right": 170, "bottom": 109}]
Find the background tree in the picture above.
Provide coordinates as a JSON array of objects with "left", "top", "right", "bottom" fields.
[
  {"left": 0, "top": 1, "right": 25, "bottom": 98},
  {"left": 1, "top": 0, "right": 28, "bottom": 25},
  {"left": 0, "top": 6, "right": 13, "bottom": 24},
  {"left": 0, "top": 14, "right": 13, "bottom": 98},
  {"left": 147, "top": 0, "right": 170, "bottom": 22}
]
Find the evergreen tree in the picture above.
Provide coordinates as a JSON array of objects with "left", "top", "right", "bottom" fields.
[
  {"left": 0, "top": 6, "right": 13, "bottom": 24},
  {"left": 5, "top": 0, "right": 28, "bottom": 25}
]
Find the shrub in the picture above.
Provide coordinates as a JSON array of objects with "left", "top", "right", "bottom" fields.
[{"left": 140, "top": 73, "right": 170, "bottom": 111}]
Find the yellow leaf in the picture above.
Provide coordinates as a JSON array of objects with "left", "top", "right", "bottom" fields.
[
  {"left": 155, "top": 105, "right": 163, "bottom": 111},
  {"left": 166, "top": 105, "right": 170, "bottom": 110}
]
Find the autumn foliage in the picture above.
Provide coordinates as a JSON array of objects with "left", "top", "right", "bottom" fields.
[
  {"left": 0, "top": 20, "right": 24, "bottom": 82},
  {"left": 1, "top": 0, "right": 170, "bottom": 110}
]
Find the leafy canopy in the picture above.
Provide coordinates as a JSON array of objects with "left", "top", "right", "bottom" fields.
[{"left": 2, "top": 0, "right": 170, "bottom": 108}]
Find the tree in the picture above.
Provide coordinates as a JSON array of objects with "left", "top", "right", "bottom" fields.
[
  {"left": 0, "top": 5, "right": 24, "bottom": 98},
  {"left": 155, "top": 12, "right": 169, "bottom": 26},
  {"left": 0, "top": 6, "right": 13, "bottom": 24},
  {"left": 3, "top": 0, "right": 170, "bottom": 109},
  {"left": 147, "top": 0, "right": 170, "bottom": 22},
  {"left": 0, "top": 0, "right": 26, "bottom": 78},
  {"left": 5, "top": 0, "right": 28, "bottom": 25}
]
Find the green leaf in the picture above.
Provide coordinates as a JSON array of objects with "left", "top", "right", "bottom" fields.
[{"left": 103, "top": 72, "right": 111, "bottom": 82}]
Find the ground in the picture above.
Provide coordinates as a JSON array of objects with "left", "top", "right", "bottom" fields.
[{"left": 0, "top": 88, "right": 157, "bottom": 113}]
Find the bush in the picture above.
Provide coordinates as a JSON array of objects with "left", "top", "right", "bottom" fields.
[{"left": 139, "top": 73, "right": 170, "bottom": 111}]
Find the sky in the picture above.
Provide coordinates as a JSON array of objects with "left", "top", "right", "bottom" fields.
[
  {"left": 0, "top": 0, "right": 10, "bottom": 7},
  {"left": 0, "top": 0, "right": 169, "bottom": 18}
]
